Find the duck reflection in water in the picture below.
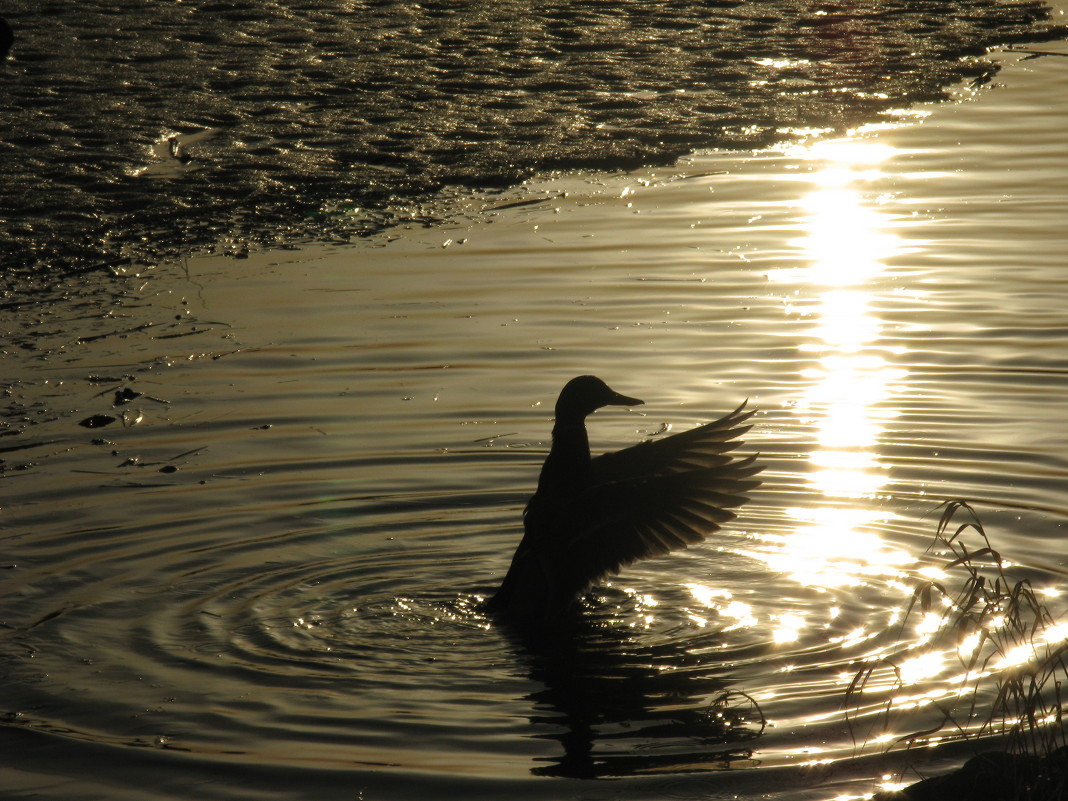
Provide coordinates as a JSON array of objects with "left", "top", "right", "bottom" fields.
[
  {"left": 487, "top": 376, "right": 762, "bottom": 634},
  {"left": 525, "top": 611, "right": 766, "bottom": 778}
]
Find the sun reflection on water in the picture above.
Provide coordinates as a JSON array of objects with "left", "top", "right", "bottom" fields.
[
  {"left": 690, "top": 135, "right": 1067, "bottom": 769},
  {"left": 685, "top": 583, "right": 758, "bottom": 631},
  {"left": 759, "top": 137, "right": 913, "bottom": 596}
]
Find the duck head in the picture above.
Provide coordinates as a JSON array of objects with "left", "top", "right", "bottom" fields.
[{"left": 555, "top": 375, "right": 643, "bottom": 423}]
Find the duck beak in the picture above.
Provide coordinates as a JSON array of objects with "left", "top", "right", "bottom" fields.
[{"left": 609, "top": 391, "right": 644, "bottom": 407}]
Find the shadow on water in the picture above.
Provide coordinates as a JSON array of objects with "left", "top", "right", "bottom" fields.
[{"left": 495, "top": 594, "right": 765, "bottom": 780}]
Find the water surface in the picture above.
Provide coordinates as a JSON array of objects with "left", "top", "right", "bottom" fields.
[{"left": 3, "top": 15, "right": 1068, "bottom": 801}]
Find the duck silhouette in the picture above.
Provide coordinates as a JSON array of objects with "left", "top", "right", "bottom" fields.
[{"left": 488, "top": 375, "right": 762, "bottom": 629}]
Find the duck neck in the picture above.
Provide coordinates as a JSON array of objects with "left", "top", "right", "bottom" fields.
[{"left": 537, "top": 416, "right": 592, "bottom": 493}]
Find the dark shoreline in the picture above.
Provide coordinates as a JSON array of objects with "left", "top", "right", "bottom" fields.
[{"left": 878, "top": 748, "right": 1068, "bottom": 801}]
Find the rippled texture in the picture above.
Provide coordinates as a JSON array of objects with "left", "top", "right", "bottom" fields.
[
  {"left": 4, "top": 10, "right": 1068, "bottom": 801},
  {"left": 1, "top": 0, "right": 1065, "bottom": 281}
]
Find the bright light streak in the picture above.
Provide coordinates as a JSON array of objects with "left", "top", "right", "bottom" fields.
[
  {"left": 958, "top": 632, "right": 981, "bottom": 657},
  {"left": 995, "top": 644, "right": 1036, "bottom": 670},
  {"left": 1041, "top": 621, "right": 1068, "bottom": 643},
  {"left": 773, "top": 613, "right": 807, "bottom": 643},
  {"left": 915, "top": 612, "right": 943, "bottom": 637},
  {"left": 898, "top": 651, "right": 946, "bottom": 684}
]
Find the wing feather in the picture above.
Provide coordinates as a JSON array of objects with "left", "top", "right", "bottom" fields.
[
  {"left": 557, "top": 453, "right": 763, "bottom": 597},
  {"left": 591, "top": 401, "right": 755, "bottom": 483}
]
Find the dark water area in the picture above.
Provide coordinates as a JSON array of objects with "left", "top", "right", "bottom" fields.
[{"left": 1, "top": 0, "right": 1065, "bottom": 285}]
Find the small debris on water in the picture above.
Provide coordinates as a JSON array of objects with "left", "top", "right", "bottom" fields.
[
  {"left": 79, "top": 414, "right": 118, "bottom": 428},
  {"left": 114, "top": 388, "right": 142, "bottom": 405}
]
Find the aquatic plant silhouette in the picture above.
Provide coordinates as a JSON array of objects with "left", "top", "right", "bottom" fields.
[{"left": 847, "top": 501, "right": 1068, "bottom": 797}]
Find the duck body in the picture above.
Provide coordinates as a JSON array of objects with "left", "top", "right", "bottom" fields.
[{"left": 487, "top": 376, "right": 762, "bottom": 630}]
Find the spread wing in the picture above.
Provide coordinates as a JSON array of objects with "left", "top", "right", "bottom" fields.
[
  {"left": 591, "top": 401, "right": 756, "bottom": 483},
  {"left": 552, "top": 452, "right": 763, "bottom": 599}
]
